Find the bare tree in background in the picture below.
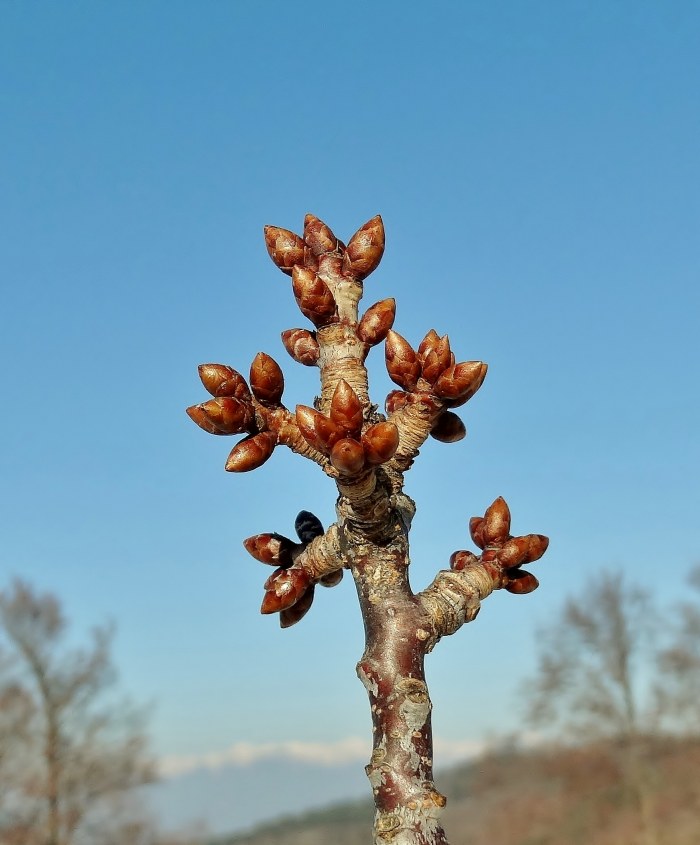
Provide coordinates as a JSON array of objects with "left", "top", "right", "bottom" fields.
[
  {"left": 524, "top": 571, "right": 661, "bottom": 845},
  {"left": 657, "top": 565, "right": 700, "bottom": 732},
  {"left": 0, "top": 579, "right": 156, "bottom": 845},
  {"left": 185, "top": 213, "right": 549, "bottom": 845}
]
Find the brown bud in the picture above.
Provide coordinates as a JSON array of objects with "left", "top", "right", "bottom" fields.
[
  {"left": 433, "top": 362, "right": 488, "bottom": 405},
  {"left": 264, "top": 226, "right": 305, "bottom": 274},
  {"left": 497, "top": 536, "right": 531, "bottom": 569},
  {"left": 361, "top": 421, "right": 399, "bottom": 465},
  {"left": 330, "top": 380, "right": 363, "bottom": 438},
  {"left": 319, "top": 569, "right": 344, "bottom": 588},
  {"left": 225, "top": 431, "right": 276, "bottom": 472},
  {"left": 243, "top": 533, "right": 297, "bottom": 567},
  {"left": 483, "top": 497, "right": 511, "bottom": 545},
  {"left": 261, "top": 567, "right": 312, "bottom": 614},
  {"left": 385, "top": 330, "right": 421, "bottom": 391},
  {"left": 385, "top": 390, "right": 410, "bottom": 414},
  {"left": 250, "top": 352, "right": 284, "bottom": 405},
  {"left": 417, "top": 329, "right": 440, "bottom": 361},
  {"left": 342, "top": 215, "right": 385, "bottom": 279},
  {"left": 280, "top": 585, "right": 315, "bottom": 628},
  {"left": 198, "top": 364, "right": 251, "bottom": 400},
  {"left": 303, "top": 214, "right": 339, "bottom": 256},
  {"left": 522, "top": 534, "right": 549, "bottom": 563},
  {"left": 186, "top": 405, "right": 231, "bottom": 435},
  {"left": 357, "top": 298, "right": 396, "bottom": 345},
  {"left": 292, "top": 265, "right": 337, "bottom": 327},
  {"left": 421, "top": 335, "right": 452, "bottom": 384},
  {"left": 281, "top": 328, "right": 320, "bottom": 366},
  {"left": 430, "top": 412, "right": 466, "bottom": 443},
  {"left": 469, "top": 516, "right": 486, "bottom": 549},
  {"left": 295, "top": 405, "right": 328, "bottom": 453},
  {"left": 195, "top": 397, "right": 255, "bottom": 434},
  {"left": 504, "top": 570, "right": 540, "bottom": 595},
  {"left": 330, "top": 437, "right": 366, "bottom": 475},
  {"left": 449, "top": 550, "right": 479, "bottom": 571},
  {"left": 314, "top": 413, "right": 345, "bottom": 453}
]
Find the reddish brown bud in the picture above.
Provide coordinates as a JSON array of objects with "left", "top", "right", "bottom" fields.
[
  {"left": 243, "top": 533, "right": 297, "bottom": 567},
  {"left": 330, "top": 437, "right": 366, "bottom": 475},
  {"left": 264, "top": 226, "right": 305, "bottom": 274},
  {"left": 497, "top": 536, "right": 531, "bottom": 569},
  {"left": 504, "top": 570, "right": 540, "bottom": 595},
  {"left": 261, "top": 567, "right": 312, "bottom": 614},
  {"left": 430, "top": 412, "right": 466, "bottom": 443},
  {"left": 342, "top": 215, "right": 385, "bottom": 279},
  {"left": 292, "top": 266, "right": 337, "bottom": 327},
  {"left": 357, "top": 298, "right": 396, "bottom": 345},
  {"left": 417, "top": 329, "right": 440, "bottom": 361},
  {"left": 361, "top": 421, "right": 399, "bottom": 465},
  {"left": 303, "top": 214, "right": 339, "bottom": 256},
  {"left": 319, "top": 569, "right": 343, "bottom": 588},
  {"left": 421, "top": 335, "right": 452, "bottom": 384},
  {"left": 194, "top": 397, "right": 255, "bottom": 435},
  {"left": 433, "top": 362, "right": 488, "bottom": 405},
  {"left": 385, "top": 330, "right": 421, "bottom": 391},
  {"left": 330, "top": 380, "right": 363, "bottom": 438},
  {"left": 295, "top": 405, "right": 328, "bottom": 453},
  {"left": 250, "top": 352, "right": 284, "bottom": 404},
  {"left": 314, "top": 413, "right": 345, "bottom": 453},
  {"left": 483, "top": 497, "right": 511, "bottom": 545},
  {"left": 186, "top": 405, "right": 231, "bottom": 435},
  {"left": 449, "top": 550, "right": 479, "bottom": 571},
  {"left": 385, "top": 390, "right": 410, "bottom": 414},
  {"left": 225, "top": 431, "right": 276, "bottom": 472},
  {"left": 281, "top": 329, "right": 320, "bottom": 366},
  {"left": 198, "top": 364, "right": 251, "bottom": 400},
  {"left": 522, "top": 534, "right": 549, "bottom": 563},
  {"left": 280, "top": 585, "right": 315, "bottom": 628},
  {"left": 469, "top": 516, "right": 487, "bottom": 549}
]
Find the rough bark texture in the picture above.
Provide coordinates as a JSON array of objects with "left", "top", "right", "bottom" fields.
[{"left": 186, "top": 213, "right": 548, "bottom": 844}]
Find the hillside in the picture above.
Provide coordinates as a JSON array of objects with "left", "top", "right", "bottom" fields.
[{"left": 214, "top": 736, "right": 700, "bottom": 845}]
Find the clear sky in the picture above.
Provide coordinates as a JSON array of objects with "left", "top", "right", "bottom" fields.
[{"left": 2, "top": 0, "right": 699, "bottom": 783}]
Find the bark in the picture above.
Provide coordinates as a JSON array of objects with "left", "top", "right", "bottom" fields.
[{"left": 188, "top": 213, "right": 548, "bottom": 844}]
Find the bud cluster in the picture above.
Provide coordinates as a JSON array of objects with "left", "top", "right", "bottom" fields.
[
  {"left": 450, "top": 497, "right": 549, "bottom": 595},
  {"left": 264, "top": 213, "right": 386, "bottom": 330},
  {"left": 245, "top": 510, "right": 343, "bottom": 627},
  {"left": 186, "top": 357, "right": 285, "bottom": 473},
  {"left": 295, "top": 380, "right": 398, "bottom": 476}
]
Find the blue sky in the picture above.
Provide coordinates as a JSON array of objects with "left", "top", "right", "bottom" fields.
[{"left": 2, "top": 0, "right": 699, "bottom": 790}]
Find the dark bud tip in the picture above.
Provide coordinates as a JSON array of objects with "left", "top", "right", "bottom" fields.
[{"left": 295, "top": 511, "right": 324, "bottom": 543}]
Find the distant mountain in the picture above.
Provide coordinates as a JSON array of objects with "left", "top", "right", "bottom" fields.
[{"left": 146, "top": 756, "right": 369, "bottom": 836}]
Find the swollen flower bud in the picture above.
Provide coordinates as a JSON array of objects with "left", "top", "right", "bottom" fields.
[
  {"left": 497, "top": 536, "right": 531, "bottom": 569},
  {"left": 504, "top": 570, "right": 540, "bottom": 595},
  {"left": 385, "top": 330, "right": 421, "bottom": 391},
  {"left": 330, "top": 437, "right": 366, "bottom": 475},
  {"left": 295, "top": 405, "right": 329, "bottom": 453},
  {"left": 522, "top": 534, "right": 549, "bottom": 563},
  {"left": 330, "top": 380, "right": 363, "bottom": 438},
  {"left": 421, "top": 335, "right": 452, "bottom": 384},
  {"left": 260, "top": 567, "right": 312, "bottom": 614},
  {"left": 225, "top": 431, "right": 276, "bottom": 472},
  {"left": 281, "top": 329, "right": 320, "bottom": 366},
  {"left": 483, "top": 497, "right": 511, "bottom": 545},
  {"left": 292, "top": 266, "right": 337, "bottom": 327},
  {"left": 430, "top": 412, "right": 466, "bottom": 443},
  {"left": 280, "top": 585, "right": 315, "bottom": 628},
  {"left": 294, "top": 511, "right": 324, "bottom": 543},
  {"left": 192, "top": 397, "right": 255, "bottom": 435},
  {"left": 243, "top": 533, "right": 297, "bottom": 567},
  {"left": 264, "top": 226, "right": 305, "bottom": 274},
  {"left": 357, "top": 298, "right": 396, "bottom": 346},
  {"left": 319, "top": 569, "right": 343, "bottom": 588},
  {"left": 303, "top": 214, "right": 339, "bottom": 256},
  {"left": 250, "top": 352, "right": 284, "bottom": 405},
  {"left": 198, "top": 364, "right": 251, "bottom": 400},
  {"left": 186, "top": 405, "right": 230, "bottom": 435},
  {"left": 361, "top": 421, "right": 399, "bottom": 465},
  {"left": 469, "top": 516, "right": 486, "bottom": 549},
  {"left": 434, "top": 362, "right": 488, "bottom": 405},
  {"left": 342, "top": 215, "right": 385, "bottom": 279}
]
